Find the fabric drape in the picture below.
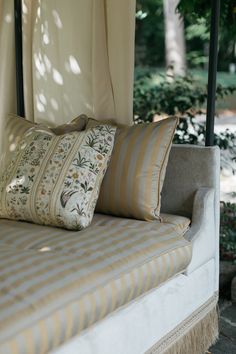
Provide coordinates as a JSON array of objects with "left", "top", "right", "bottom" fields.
[
  {"left": 0, "top": 0, "right": 135, "bottom": 161},
  {"left": 0, "top": 0, "right": 17, "bottom": 164},
  {"left": 22, "top": 0, "right": 135, "bottom": 126}
]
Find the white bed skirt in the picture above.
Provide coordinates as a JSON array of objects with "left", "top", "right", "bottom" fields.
[{"left": 51, "top": 258, "right": 216, "bottom": 354}]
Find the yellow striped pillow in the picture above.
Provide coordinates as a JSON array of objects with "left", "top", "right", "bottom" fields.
[{"left": 90, "top": 117, "right": 178, "bottom": 220}]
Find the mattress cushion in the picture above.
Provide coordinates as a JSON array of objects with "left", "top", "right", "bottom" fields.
[{"left": 0, "top": 215, "right": 191, "bottom": 354}]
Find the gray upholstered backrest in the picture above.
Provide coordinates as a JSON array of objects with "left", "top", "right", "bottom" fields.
[{"left": 161, "top": 144, "right": 220, "bottom": 218}]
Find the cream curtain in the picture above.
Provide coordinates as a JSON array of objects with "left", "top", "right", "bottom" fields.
[
  {"left": 22, "top": 0, "right": 136, "bottom": 126},
  {"left": 0, "top": 0, "right": 17, "bottom": 162},
  {"left": 0, "top": 0, "right": 136, "bottom": 160}
]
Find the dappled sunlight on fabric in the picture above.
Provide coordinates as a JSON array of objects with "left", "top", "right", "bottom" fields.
[
  {"left": 36, "top": 94, "right": 46, "bottom": 113},
  {"left": 22, "top": 2, "right": 28, "bottom": 15},
  {"left": 36, "top": 5, "right": 41, "bottom": 24},
  {"left": 8, "top": 134, "right": 28, "bottom": 152},
  {"left": 44, "top": 54, "right": 52, "bottom": 72},
  {"left": 52, "top": 69, "right": 64, "bottom": 85},
  {"left": 8, "top": 134, "right": 14, "bottom": 143},
  {"left": 6, "top": 176, "right": 26, "bottom": 193},
  {"left": 4, "top": 14, "right": 12, "bottom": 23},
  {"left": 43, "top": 33, "right": 50, "bottom": 45},
  {"left": 50, "top": 98, "right": 59, "bottom": 111},
  {"left": 85, "top": 102, "right": 93, "bottom": 110},
  {"left": 9, "top": 143, "right": 17, "bottom": 152},
  {"left": 39, "top": 246, "right": 51, "bottom": 252},
  {"left": 29, "top": 4, "right": 95, "bottom": 122},
  {"left": 65, "top": 56, "right": 81, "bottom": 75},
  {"left": 17, "top": 0, "right": 134, "bottom": 125},
  {"left": 22, "top": 0, "right": 29, "bottom": 26},
  {"left": 39, "top": 93, "right": 47, "bottom": 105},
  {"left": 34, "top": 53, "right": 46, "bottom": 77},
  {"left": 8, "top": 134, "right": 25, "bottom": 153},
  {"left": 52, "top": 9, "right": 63, "bottom": 29},
  {"left": 41, "top": 20, "right": 50, "bottom": 45}
]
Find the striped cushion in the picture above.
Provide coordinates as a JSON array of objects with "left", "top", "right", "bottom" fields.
[
  {"left": 88, "top": 117, "right": 178, "bottom": 220},
  {"left": 0, "top": 126, "right": 116, "bottom": 230},
  {"left": 1, "top": 114, "right": 88, "bottom": 170},
  {"left": 0, "top": 216, "right": 191, "bottom": 354},
  {"left": 92, "top": 212, "right": 190, "bottom": 234}
]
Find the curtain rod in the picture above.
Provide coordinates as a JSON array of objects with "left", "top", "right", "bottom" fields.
[
  {"left": 205, "top": 0, "right": 220, "bottom": 146},
  {"left": 14, "top": 0, "right": 25, "bottom": 117}
]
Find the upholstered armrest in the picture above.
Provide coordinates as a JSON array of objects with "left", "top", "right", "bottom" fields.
[
  {"left": 185, "top": 187, "right": 219, "bottom": 291},
  {"left": 184, "top": 188, "right": 215, "bottom": 242},
  {"left": 160, "top": 145, "right": 220, "bottom": 293},
  {"left": 161, "top": 145, "right": 220, "bottom": 217}
]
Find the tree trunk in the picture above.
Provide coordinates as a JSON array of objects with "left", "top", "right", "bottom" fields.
[{"left": 163, "top": 0, "right": 186, "bottom": 77}]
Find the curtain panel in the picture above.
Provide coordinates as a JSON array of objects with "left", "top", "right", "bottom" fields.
[
  {"left": 0, "top": 0, "right": 135, "bottom": 161},
  {"left": 22, "top": 0, "right": 135, "bottom": 126},
  {"left": 0, "top": 0, "right": 17, "bottom": 164}
]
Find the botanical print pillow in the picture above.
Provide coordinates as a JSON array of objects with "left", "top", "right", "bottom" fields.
[
  {"left": 1, "top": 113, "right": 88, "bottom": 170},
  {"left": 0, "top": 125, "right": 116, "bottom": 230}
]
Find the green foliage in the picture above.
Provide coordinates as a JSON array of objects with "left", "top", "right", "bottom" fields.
[
  {"left": 185, "top": 18, "right": 209, "bottom": 41},
  {"left": 134, "top": 72, "right": 236, "bottom": 123},
  {"left": 177, "top": 0, "right": 210, "bottom": 19},
  {"left": 135, "top": 0, "right": 165, "bottom": 67},
  {"left": 136, "top": 0, "right": 236, "bottom": 71},
  {"left": 186, "top": 51, "right": 208, "bottom": 67},
  {"left": 178, "top": 0, "right": 236, "bottom": 34},
  {"left": 133, "top": 72, "right": 236, "bottom": 172},
  {"left": 178, "top": 0, "right": 236, "bottom": 70},
  {"left": 220, "top": 202, "right": 236, "bottom": 262},
  {"left": 134, "top": 74, "right": 205, "bottom": 123},
  {"left": 185, "top": 18, "right": 209, "bottom": 68}
]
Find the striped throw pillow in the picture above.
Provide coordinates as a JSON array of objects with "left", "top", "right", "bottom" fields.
[{"left": 91, "top": 117, "right": 178, "bottom": 220}]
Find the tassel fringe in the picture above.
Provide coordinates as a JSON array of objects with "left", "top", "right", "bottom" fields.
[{"left": 146, "top": 294, "right": 219, "bottom": 354}]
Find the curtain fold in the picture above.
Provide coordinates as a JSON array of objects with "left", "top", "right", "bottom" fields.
[
  {"left": 0, "top": 0, "right": 135, "bottom": 138},
  {"left": 23, "top": 0, "right": 136, "bottom": 126},
  {"left": 0, "top": 0, "right": 17, "bottom": 164},
  {"left": 106, "top": 0, "right": 136, "bottom": 125}
]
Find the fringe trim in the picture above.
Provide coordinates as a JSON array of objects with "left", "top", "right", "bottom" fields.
[{"left": 146, "top": 294, "right": 219, "bottom": 354}]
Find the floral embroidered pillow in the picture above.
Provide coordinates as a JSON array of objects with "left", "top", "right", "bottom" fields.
[
  {"left": 1, "top": 113, "right": 89, "bottom": 170},
  {"left": 0, "top": 125, "right": 116, "bottom": 230}
]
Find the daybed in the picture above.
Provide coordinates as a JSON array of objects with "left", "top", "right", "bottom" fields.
[{"left": 0, "top": 144, "right": 220, "bottom": 354}]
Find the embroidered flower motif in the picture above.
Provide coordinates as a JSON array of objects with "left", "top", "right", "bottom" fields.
[
  {"left": 72, "top": 172, "right": 79, "bottom": 180},
  {"left": 96, "top": 154, "right": 103, "bottom": 160}
]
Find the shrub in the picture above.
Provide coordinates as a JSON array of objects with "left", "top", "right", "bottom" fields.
[
  {"left": 134, "top": 74, "right": 207, "bottom": 123},
  {"left": 133, "top": 73, "right": 236, "bottom": 173},
  {"left": 220, "top": 202, "right": 236, "bottom": 262}
]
